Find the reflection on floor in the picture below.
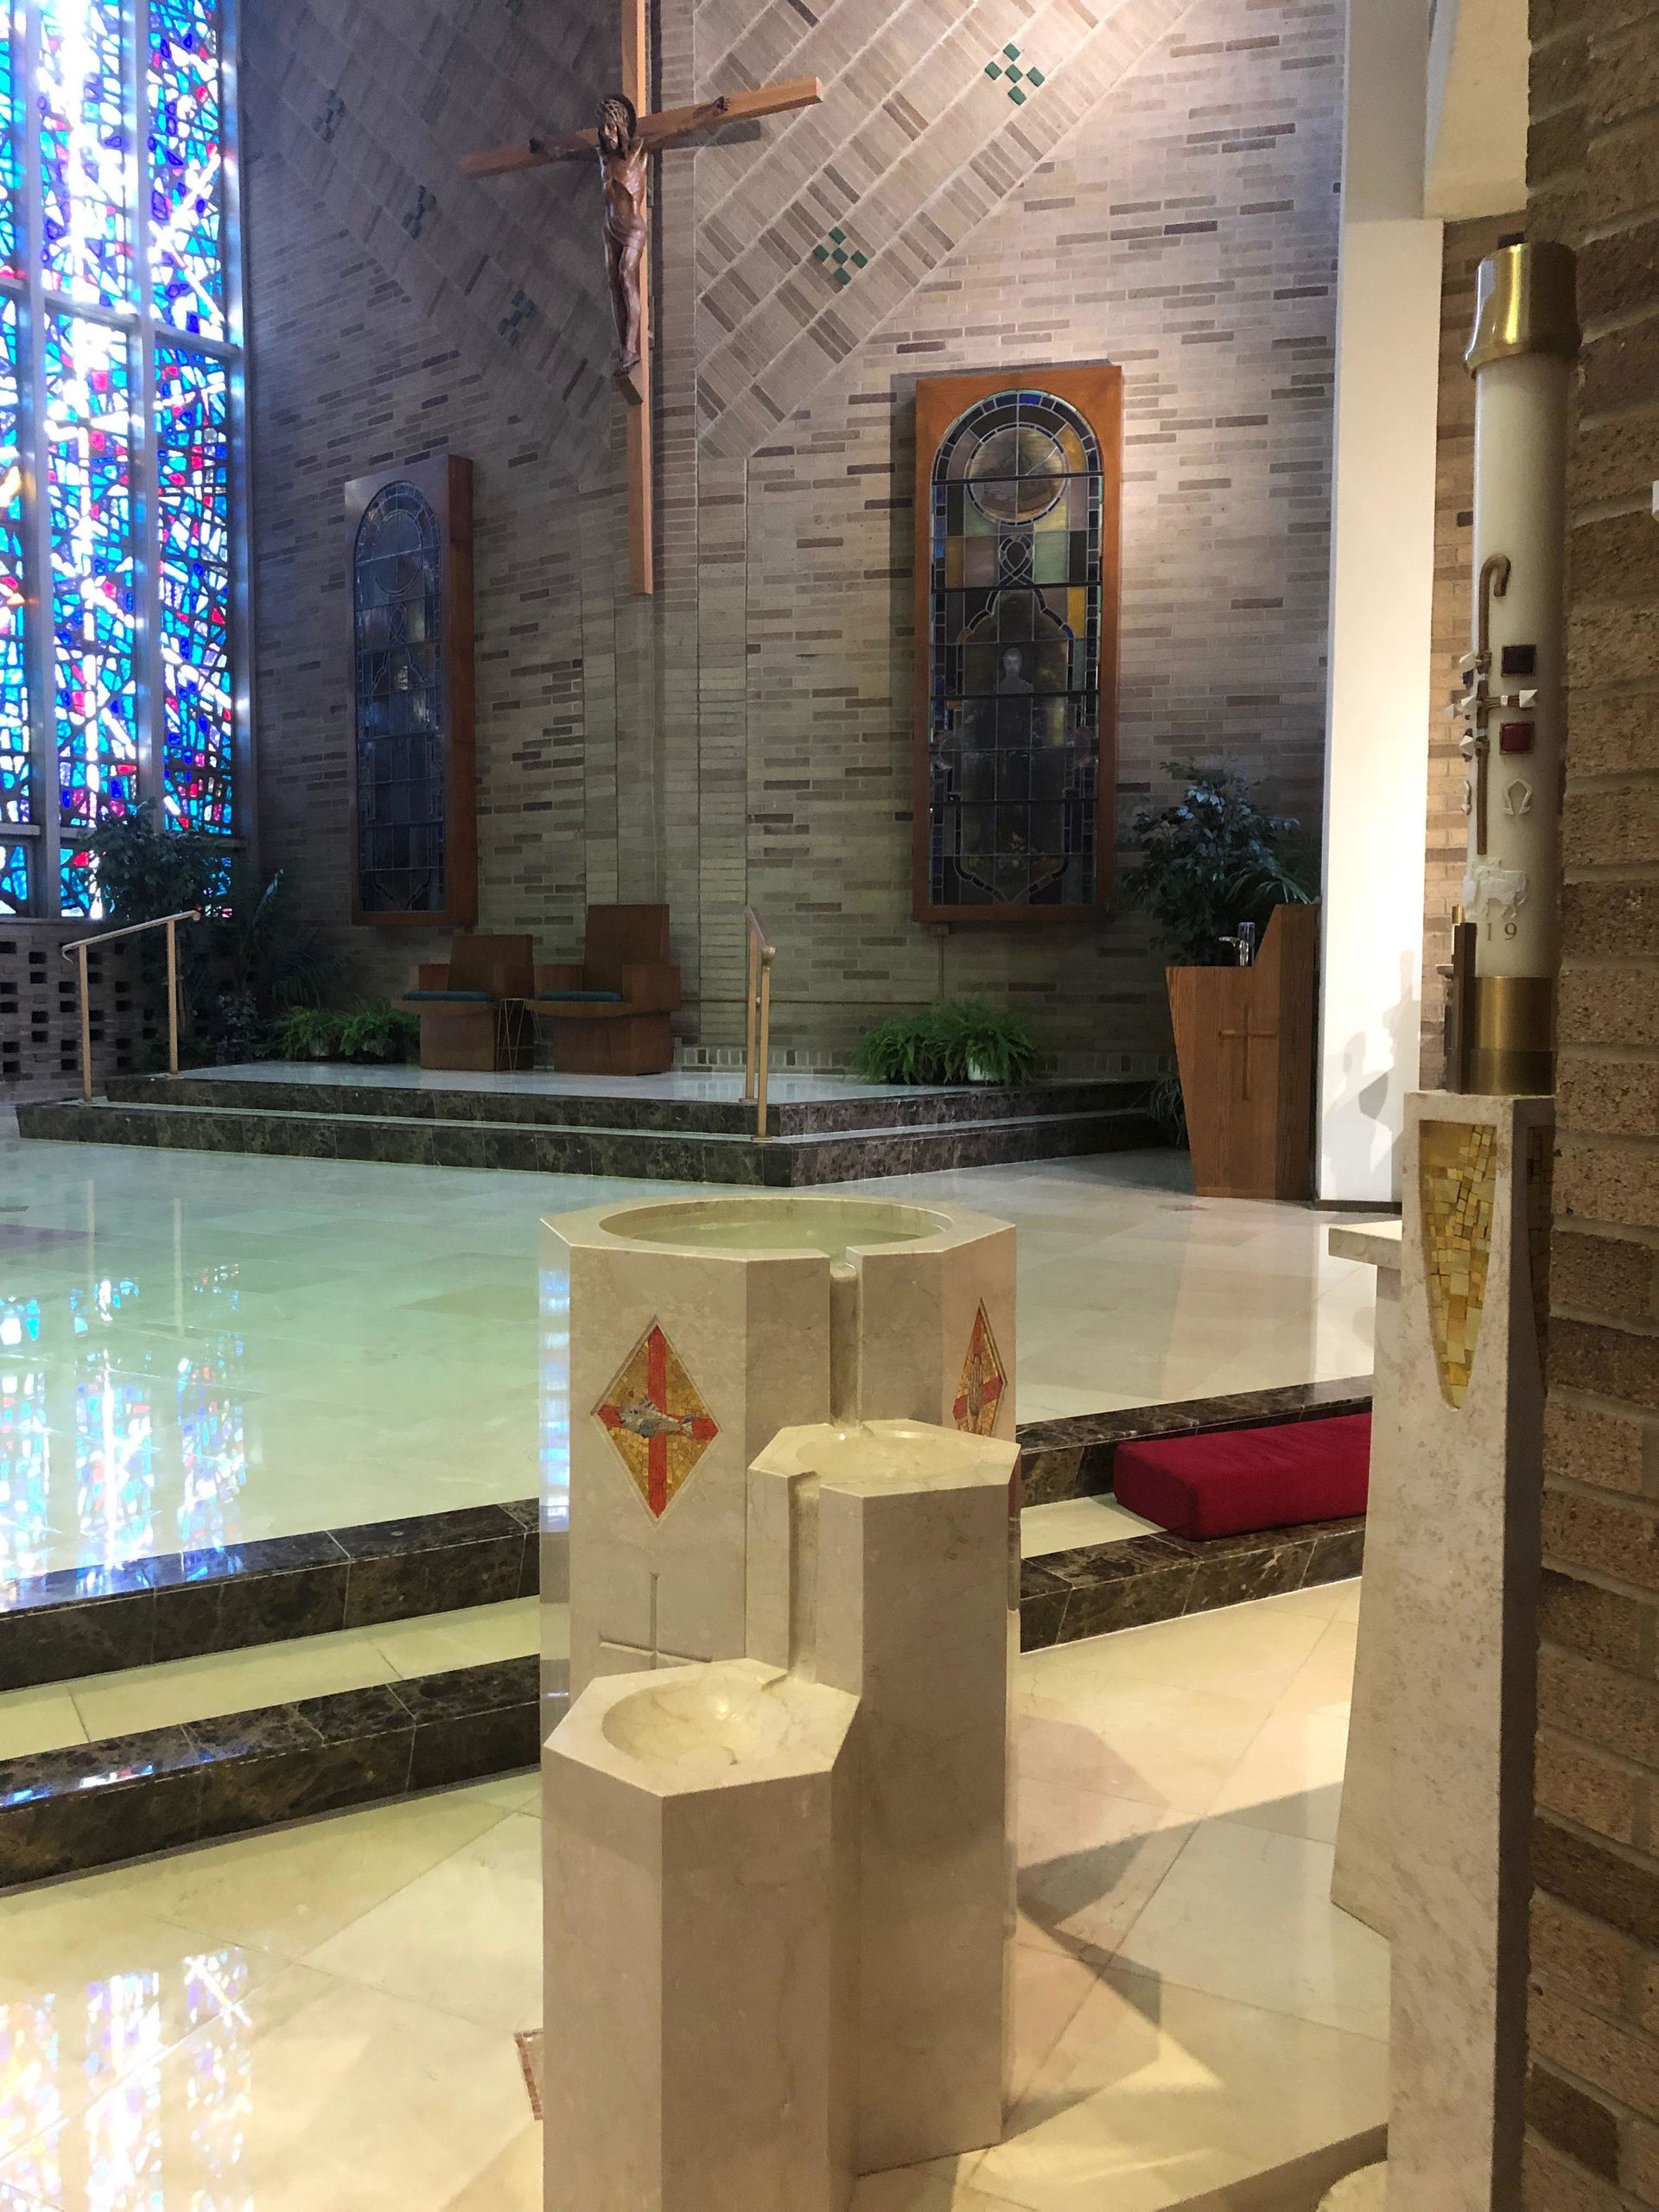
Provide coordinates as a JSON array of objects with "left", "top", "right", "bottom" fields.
[
  {"left": 0, "top": 1129, "right": 1376, "bottom": 1587},
  {"left": 0, "top": 1586, "right": 1383, "bottom": 2212}
]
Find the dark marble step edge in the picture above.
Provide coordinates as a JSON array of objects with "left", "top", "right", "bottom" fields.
[
  {"left": 28, "top": 1095, "right": 1140, "bottom": 1148},
  {"left": 16, "top": 1097, "right": 1160, "bottom": 1185},
  {"left": 0, "top": 1379, "right": 1372, "bottom": 1691},
  {"left": 0, "top": 1654, "right": 541, "bottom": 1891},
  {"left": 1019, "top": 1514, "right": 1366, "bottom": 1649},
  {"left": 1018, "top": 1375, "right": 1375, "bottom": 1505},
  {"left": 0, "top": 1506, "right": 1365, "bottom": 1888},
  {"left": 104, "top": 1071, "right": 1148, "bottom": 1139},
  {"left": 0, "top": 1499, "right": 541, "bottom": 1694}
]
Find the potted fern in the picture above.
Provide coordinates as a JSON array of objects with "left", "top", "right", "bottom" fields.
[
  {"left": 1125, "top": 762, "right": 1318, "bottom": 1198},
  {"left": 854, "top": 1000, "right": 1039, "bottom": 1087}
]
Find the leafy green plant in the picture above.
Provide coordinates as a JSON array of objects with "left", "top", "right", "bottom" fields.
[
  {"left": 1147, "top": 1070, "right": 1189, "bottom": 1149},
  {"left": 220, "top": 856, "right": 338, "bottom": 1015},
  {"left": 337, "top": 1001, "right": 419, "bottom": 1065},
  {"left": 1125, "top": 761, "right": 1315, "bottom": 968},
  {"left": 274, "top": 1007, "right": 343, "bottom": 1061},
  {"left": 854, "top": 1000, "right": 1040, "bottom": 1087},
  {"left": 86, "top": 805, "right": 339, "bottom": 1065}
]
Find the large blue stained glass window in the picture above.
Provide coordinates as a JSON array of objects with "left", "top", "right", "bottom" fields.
[
  {"left": 148, "top": 0, "right": 223, "bottom": 339},
  {"left": 156, "top": 345, "right": 231, "bottom": 834},
  {"left": 0, "top": 296, "right": 30, "bottom": 841},
  {"left": 0, "top": 1, "right": 240, "bottom": 917},
  {"left": 39, "top": 0, "right": 135, "bottom": 310},
  {"left": 47, "top": 310, "right": 137, "bottom": 916}
]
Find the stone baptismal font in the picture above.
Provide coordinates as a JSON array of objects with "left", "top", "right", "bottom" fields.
[{"left": 538, "top": 1194, "right": 1020, "bottom": 2210}]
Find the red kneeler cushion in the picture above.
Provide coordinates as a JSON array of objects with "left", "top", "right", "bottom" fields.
[{"left": 1112, "top": 1414, "right": 1372, "bottom": 1541}]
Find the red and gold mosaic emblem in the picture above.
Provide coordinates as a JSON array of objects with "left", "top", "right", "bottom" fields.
[
  {"left": 594, "top": 1322, "right": 720, "bottom": 1519},
  {"left": 953, "top": 1303, "right": 1007, "bottom": 1436}
]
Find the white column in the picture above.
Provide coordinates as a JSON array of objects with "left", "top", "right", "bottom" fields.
[{"left": 1317, "top": 0, "right": 1443, "bottom": 1202}]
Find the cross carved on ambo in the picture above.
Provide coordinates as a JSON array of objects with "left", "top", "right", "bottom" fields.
[{"left": 461, "top": 0, "right": 823, "bottom": 596}]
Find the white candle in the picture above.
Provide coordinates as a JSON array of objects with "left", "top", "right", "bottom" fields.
[{"left": 1457, "top": 241, "right": 1578, "bottom": 1089}]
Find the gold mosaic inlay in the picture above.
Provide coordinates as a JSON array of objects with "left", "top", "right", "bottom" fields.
[{"left": 1421, "top": 1118, "right": 1497, "bottom": 1409}]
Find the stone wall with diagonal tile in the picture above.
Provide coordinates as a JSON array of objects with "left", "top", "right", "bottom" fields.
[{"left": 240, "top": 0, "right": 1344, "bottom": 1062}]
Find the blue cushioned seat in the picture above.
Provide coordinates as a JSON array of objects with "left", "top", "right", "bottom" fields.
[
  {"left": 404, "top": 988, "right": 493, "bottom": 1002},
  {"left": 537, "top": 990, "right": 625, "bottom": 1003}
]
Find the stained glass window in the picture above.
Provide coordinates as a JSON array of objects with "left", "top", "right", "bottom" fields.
[
  {"left": 353, "top": 482, "right": 448, "bottom": 914},
  {"left": 924, "top": 389, "right": 1110, "bottom": 912},
  {"left": 0, "top": 295, "right": 30, "bottom": 859},
  {"left": 0, "top": 0, "right": 241, "bottom": 916},
  {"left": 148, "top": 0, "right": 223, "bottom": 339},
  {"left": 40, "top": 0, "right": 134, "bottom": 310},
  {"left": 48, "top": 309, "right": 138, "bottom": 915},
  {"left": 156, "top": 345, "right": 231, "bottom": 833},
  {"left": 0, "top": 2, "right": 21, "bottom": 284}
]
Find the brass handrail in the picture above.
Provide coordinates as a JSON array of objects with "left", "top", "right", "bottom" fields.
[
  {"left": 742, "top": 906, "right": 775, "bottom": 1141},
  {"left": 60, "top": 909, "right": 202, "bottom": 1100}
]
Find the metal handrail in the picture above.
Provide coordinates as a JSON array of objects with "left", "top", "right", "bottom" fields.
[
  {"left": 60, "top": 908, "right": 202, "bottom": 1100},
  {"left": 741, "top": 906, "right": 775, "bottom": 1141}
]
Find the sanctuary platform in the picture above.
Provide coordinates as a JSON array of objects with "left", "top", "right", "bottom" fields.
[{"left": 16, "top": 1062, "right": 1156, "bottom": 1184}]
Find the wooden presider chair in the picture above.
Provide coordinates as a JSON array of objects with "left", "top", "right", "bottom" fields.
[
  {"left": 401, "top": 932, "right": 535, "bottom": 1071},
  {"left": 534, "top": 904, "right": 680, "bottom": 1075}
]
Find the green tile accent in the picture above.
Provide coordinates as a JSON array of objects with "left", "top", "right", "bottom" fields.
[
  {"left": 985, "top": 60, "right": 1001, "bottom": 78},
  {"left": 1027, "top": 67, "right": 1046, "bottom": 86},
  {"left": 1006, "top": 64, "right": 1023, "bottom": 82},
  {"left": 1003, "top": 41, "right": 1020, "bottom": 58},
  {"left": 1009, "top": 85, "right": 1027, "bottom": 104},
  {"left": 813, "top": 226, "right": 870, "bottom": 286}
]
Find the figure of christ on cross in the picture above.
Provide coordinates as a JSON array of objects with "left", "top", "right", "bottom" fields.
[{"left": 461, "top": 0, "right": 823, "bottom": 594}]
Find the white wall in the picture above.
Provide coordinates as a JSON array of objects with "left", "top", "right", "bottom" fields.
[{"left": 1318, "top": 0, "right": 1444, "bottom": 1203}]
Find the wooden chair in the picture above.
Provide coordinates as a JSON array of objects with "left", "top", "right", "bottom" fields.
[
  {"left": 400, "top": 932, "right": 536, "bottom": 1071},
  {"left": 533, "top": 905, "right": 680, "bottom": 1076}
]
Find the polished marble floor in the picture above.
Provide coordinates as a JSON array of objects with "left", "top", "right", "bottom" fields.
[
  {"left": 0, "top": 1122, "right": 1377, "bottom": 1587},
  {"left": 0, "top": 1584, "right": 1382, "bottom": 2211}
]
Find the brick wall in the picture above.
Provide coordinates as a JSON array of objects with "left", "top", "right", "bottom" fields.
[
  {"left": 1525, "top": 3, "right": 1659, "bottom": 2205},
  {"left": 241, "top": 0, "right": 1342, "bottom": 1065}
]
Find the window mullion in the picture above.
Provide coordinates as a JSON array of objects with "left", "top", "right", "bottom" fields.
[
  {"left": 19, "top": 3, "right": 59, "bottom": 917},
  {"left": 132, "top": 0, "right": 163, "bottom": 821}
]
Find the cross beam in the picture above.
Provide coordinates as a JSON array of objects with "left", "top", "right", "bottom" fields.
[
  {"left": 462, "top": 29, "right": 823, "bottom": 597},
  {"left": 460, "top": 79, "right": 823, "bottom": 181}
]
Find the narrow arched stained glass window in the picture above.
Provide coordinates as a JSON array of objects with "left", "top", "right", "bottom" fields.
[
  {"left": 914, "top": 373, "right": 1122, "bottom": 922},
  {"left": 353, "top": 483, "right": 448, "bottom": 916},
  {"left": 0, "top": 0, "right": 243, "bottom": 918}
]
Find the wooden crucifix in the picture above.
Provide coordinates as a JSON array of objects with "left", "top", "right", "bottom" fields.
[{"left": 461, "top": 1, "right": 822, "bottom": 596}]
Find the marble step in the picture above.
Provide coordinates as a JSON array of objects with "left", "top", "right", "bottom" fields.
[
  {"left": 0, "top": 1500, "right": 542, "bottom": 1694},
  {"left": 17, "top": 1095, "right": 1155, "bottom": 1182},
  {"left": 0, "top": 1639, "right": 541, "bottom": 1891},
  {"left": 1, "top": 1382, "right": 1372, "bottom": 1701}
]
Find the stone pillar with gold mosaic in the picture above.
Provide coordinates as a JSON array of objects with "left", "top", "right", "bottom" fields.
[{"left": 1382, "top": 1090, "right": 1553, "bottom": 2212}]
